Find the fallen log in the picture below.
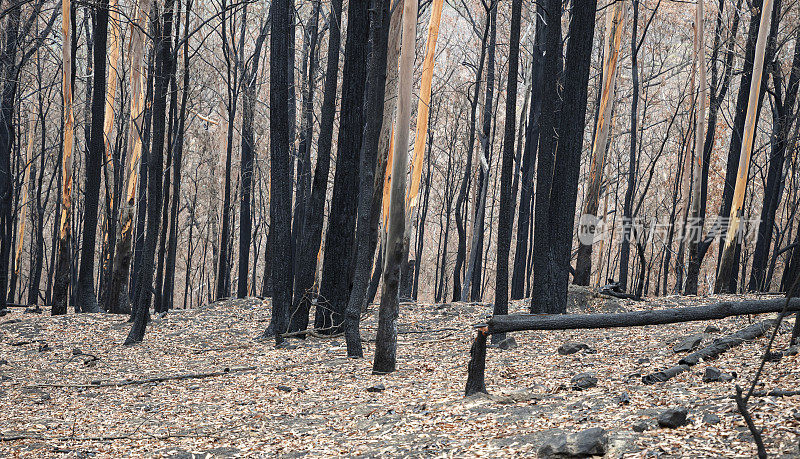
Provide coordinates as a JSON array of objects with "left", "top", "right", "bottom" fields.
[
  {"left": 642, "top": 319, "right": 777, "bottom": 384},
  {"left": 465, "top": 298, "right": 799, "bottom": 396},
  {"left": 476, "top": 298, "right": 799, "bottom": 334}
]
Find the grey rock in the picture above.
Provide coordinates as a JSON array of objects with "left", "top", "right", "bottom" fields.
[
  {"left": 558, "top": 342, "right": 590, "bottom": 355},
  {"left": 786, "top": 346, "right": 799, "bottom": 356},
  {"left": 366, "top": 383, "right": 386, "bottom": 393},
  {"left": 538, "top": 427, "right": 607, "bottom": 458},
  {"left": 703, "top": 367, "right": 735, "bottom": 383},
  {"left": 673, "top": 334, "right": 703, "bottom": 353},
  {"left": 72, "top": 348, "right": 83, "bottom": 355},
  {"left": 631, "top": 420, "right": 650, "bottom": 433},
  {"left": 657, "top": 407, "right": 689, "bottom": 428},
  {"left": 571, "top": 373, "right": 598, "bottom": 391},
  {"left": 704, "top": 325, "right": 721, "bottom": 333},
  {"left": 617, "top": 392, "right": 630, "bottom": 405},
  {"left": 702, "top": 413, "right": 720, "bottom": 425},
  {"left": 276, "top": 385, "right": 292, "bottom": 392},
  {"left": 0, "top": 359, "right": 7, "bottom": 366},
  {"left": 793, "top": 411, "right": 800, "bottom": 421},
  {"left": 498, "top": 337, "right": 518, "bottom": 350}
]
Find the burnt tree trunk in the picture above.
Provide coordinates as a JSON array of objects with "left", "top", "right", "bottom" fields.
[
  {"left": 287, "top": 0, "right": 342, "bottom": 333},
  {"left": 344, "top": 0, "right": 390, "bottom": 357},
  {"left": 316, "top": 0, "right": 370, "bottom": 332},
  {"left": 492, "top": 0, "right": 522, "bottom": 343}
]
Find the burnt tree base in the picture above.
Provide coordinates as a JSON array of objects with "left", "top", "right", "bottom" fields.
[{"left": 465, "top": 329, "right": 488, "bottom": 396}]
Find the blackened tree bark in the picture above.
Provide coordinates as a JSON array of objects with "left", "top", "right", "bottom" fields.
[
  {"left": 287, "top": 0, "right": 342, "bottom": 334},
  {"left": 748, "top": 25, "right": 799, "bottom": 291},
  {"left": 412, "top": 131, "right": 434, "bottom": 301},
  {"left": 492, "top": 0, "right": 522, "bottom": 343},
  {"left": 75, "top": 0, "right": 110, "bottom": 313},
  {"left": 511, "top": 6, "right": 543, "bottom": 300},
  {"left": 264, "top": 0, "right": 293, "bottom": 345},
  {"left": 618, "top": 0, "right": 640, "bottom": 292},
  {"left": 216, "top": 0, "right": 241, "bottom": 301},
  {"left": 291, "top": 0, "right": 321, "bottom": 282},
  {"left": 236, "top": 19, "right": 268, "bottom": 298},
  {"left": 344, "top": 0, "right": 390, "bottom": 357},
  {"left": 452, "top": 8, "right": 490, "bottom": 301},
  {"left": 544, "top": 0, "right": 597, "bottom": 313},
  {"left": 0, "top": 6, "right": 21, "bottom": 313},
  {"left": 316, "top": 0, "right": 370, "bottom": 332},
  {"left": 130, "top": 36, "right": 155, "bottom": 303},
  {"left": 163, "top": 0, "right": 193, "bottom": 308},
  {"left": 462, "top": 0, "right": 496, "bottom": 302},
  {"left": 126, "top": 0, "right": 176, "bottom": 344},
  {"left": 154, "top": 5, "right": 181, "bottom": 313},
  {"left": 530, "top": 0, "right": 563, "bottom": 313}
]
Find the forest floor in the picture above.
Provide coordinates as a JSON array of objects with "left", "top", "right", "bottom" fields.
[{"left": 0, "top": 289, "right": 799, "bottom": 458}]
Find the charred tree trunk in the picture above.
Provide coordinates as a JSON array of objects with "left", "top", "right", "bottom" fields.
[
  {"left": 462, "top": 1, "right": 496, "bottom": 302},
  {"left": 452, "top": 10, "right": 490, "bottom": 302},
  {"left": 236, "top": 20, "right": 268, "bottom": 299},
  {"left": 530, "top": 0, "right": 563, "bottom": 313},
  {"left": 125, "top": 0, "right": 176, "bottom": 344},
  {"left": 618, "top": 0, "right": 640, "bottom": 292},
  {"left": 264, "top": 0, "right": 294, "bottom": 344},
  {"left": 288, "top": 0, "right": 343, "bottom": 333},
  {"left": 492, "top": 0, "right": 522, "bottom": 343},
  {"left": 316, "top": 0, "right": 370, "bottom": 332},
  {"left": 748, "top": 27, "right": 799, "bottom": 292},
  {"left": 344, "top": 0, "right": 390, "bottom": 357},
  {"left": 511, "top": 7, "right": 544, "bottom": 300}
]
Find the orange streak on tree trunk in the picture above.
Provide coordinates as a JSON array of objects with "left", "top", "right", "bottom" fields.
[{"left": 405, "top": 0, "right": 444, "bottom": 216}]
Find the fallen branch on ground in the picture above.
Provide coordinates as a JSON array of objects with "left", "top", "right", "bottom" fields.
[{"left": 31, "top": 366, "right": 257, "bottom": 388}]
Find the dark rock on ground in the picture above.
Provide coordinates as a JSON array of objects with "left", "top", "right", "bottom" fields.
[
  {"left": 276, "top": 385, "right": 292, "bottom": 392},
  {"left": 538, "top": 427, "right": 607, "bottom": 458},
  {"left": 657, "top": 407, "right": 689, "bottom": 428},
  {"left": 498, "top": 337, "right": 518, "bottom": 350},
  {"left": 631, "top": 420, "right": 650, "bottom": 433},
  {"left": 786, "top": 346, "right": 799, "bottom": 356},
  {"left": 617, "top": 392, "right": 630, "bottom": 405},
  {"left": 702, "top": 413, "right": 720, "bottom": 425},
  {"left": 571, "top": 373, "right": 598, "bottom": 391},
  {"left": 366, "top": 384, "right": 386, "bottom": 393},
  {"left": 673, "top": 334, "right": 703, "bottom": 353},
  {"left": 558, "top": 342, "right": 590, "bottom": 355},
  {"left": 704, "top": 325, "right": 721, "bottom": 333},
  {"left": 764, "top": 351, "right": 783, "bottom": 362},
  {"left": 702, "top": 367, "right": 735, "bottom": 383}
]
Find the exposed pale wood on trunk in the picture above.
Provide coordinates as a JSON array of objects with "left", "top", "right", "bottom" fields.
[{"left": 716, "top": 0, "right": 774, "bottom": 292}]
